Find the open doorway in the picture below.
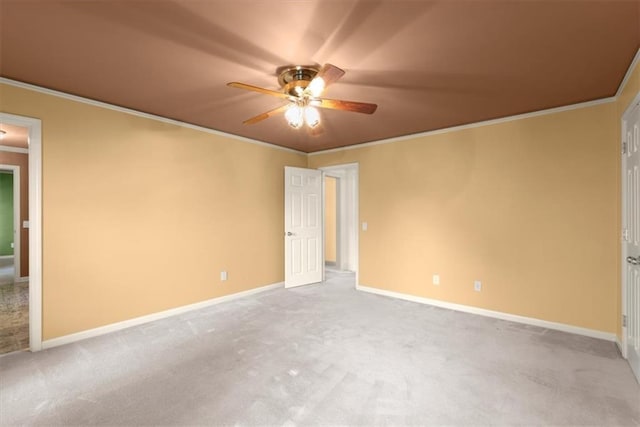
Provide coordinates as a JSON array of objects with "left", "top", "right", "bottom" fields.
[
  {"left": 0, "top": 123, "right": 29, "bottom": 354},
  {"left": 321, "top": 163, "right": 359, "bottom": 285},
  {"left": 0, "top": 113, "right": 42, "bottom": 353},
  {"left": 324, "top": 176, "right": 338, "bottom": 268},
  {"left": 0, "top": 166, "right": 20, "bottom": 285}
]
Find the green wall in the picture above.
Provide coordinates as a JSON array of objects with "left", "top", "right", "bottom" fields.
[{"left": 0, "top": 173, "right": 14, "bottom": 256}]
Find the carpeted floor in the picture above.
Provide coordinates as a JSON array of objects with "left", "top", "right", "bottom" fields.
[
  {"left": 1, "top": 269, "right": 639, "bottom": 425},
  {"left": 0, "top": 257, "right": 15, "bottom": 286},
  {"left": 0, "top": 279, "right": 28, "bottom": 355}
]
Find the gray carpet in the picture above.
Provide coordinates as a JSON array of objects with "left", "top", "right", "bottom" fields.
[
  {"left": 0, "top": 280, "right": 29, "bottom": 355},
  {"left": 0, "top": 258, "right": 15, "bottom": 286},
  {"left": 1, "top": 269, "right": 639, "bottom": 426}
]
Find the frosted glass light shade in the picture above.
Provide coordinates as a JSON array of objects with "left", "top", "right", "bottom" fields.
[
  {"left": 305, "top": 106, "right": 320, "bottom": 128},
  {"left": 285, "top": 105, "right": 303, "bottom": 129},
  {"left": 307, "top": 77, "right": 325, "bottom": 97}
]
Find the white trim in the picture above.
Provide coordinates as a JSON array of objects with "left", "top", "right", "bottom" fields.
[
  {"left": 3, "top": 48, "right": 638, "bottom": 160},
  {"left": 616, "top": 337, "right": 624, "bottom": 355},
  {"left": 319, "top": 163, "right": 359, "bottom": 280},
  {"left": 28, "top": 118, "right": 42, "bottom": 352},
  {"left": 42, "top": 282, "right": 284, "bottom": 350},
  {"left": 0, "top": 255, "right": 13, "bottom": 259},
  {"left": 0, "top": 164, "right": 20, "bottom": 283},
  {"left": 352, "top": 166, "right": 359, "bottom": 285},
  {"left": 0, "top": 113, "right": 42, "bottom": 352},
  {"left": 357, "top": 285, "right": 616, "bottom": 342},
  {"left": 621, "top": 112, "right": 629, "bottom": 358},
  {"left": 309, "top": 97, "right": 616, "bottom": 156},
  {"left": 0, "top": 145, "right": 29, "bottom": 154},
  {"left": 321, "top": 171, "right": 327, "bottom": 282},
  {"left": 616, "top": 48, "right": 640, "bottom": 98},
  {"left": 1, "top": 77, "right": 624, "bottom": 161},
  {"left": 13, "top": 166, "right": 22, "bottom": 282},
  {"left": 14, "top": 276, "right": 29, "bottom": 283},
  {"left": 0, "top": 78, "right": 305, "bottom": 155},
  {"left": 322, "top": 173, "right": 342, "bottom": 270}
]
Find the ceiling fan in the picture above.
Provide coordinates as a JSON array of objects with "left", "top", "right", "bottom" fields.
[{"left": 227, "top": 63, "right": 377, "bottom": 130}]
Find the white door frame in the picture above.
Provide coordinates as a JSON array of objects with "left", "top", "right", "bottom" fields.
[
  {"left": 621, "top": 91, "right": 640, "bottom": 360},
  {"left": 0, "top": 112, "right": 42, "bottom": 352},
  {"left": 322, "top": 174, "right": 341, "bottom": 268},
  {"left": 0, "top": 165, "right": 20, "bottom": 282},
  {"left": 319, "top": 163, "right": 359, "bottom": 285}
]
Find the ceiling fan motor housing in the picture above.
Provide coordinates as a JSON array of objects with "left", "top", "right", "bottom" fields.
[{"left": 278, "top": 66, "right": 319, "bottom": 97}]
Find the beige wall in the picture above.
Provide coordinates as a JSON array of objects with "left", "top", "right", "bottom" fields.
[
  {"left": 1, "top": 54, "right": 637, "bottom": 341},
  {"left": 325, "top": 176, "right": 337, "bottom": 263},
  {"left": 310, "top": 102, "right": 620, "bottom": 333},
  {"left": 0, "top": 83, "right": 307, "bottom": 340},
  {"left": 0, "top": 151, "right": 28, "bottom": 276}
]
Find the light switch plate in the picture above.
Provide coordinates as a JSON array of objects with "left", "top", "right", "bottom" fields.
[{"left": 362, "top": 222, "right": 368, "bottom": 231}]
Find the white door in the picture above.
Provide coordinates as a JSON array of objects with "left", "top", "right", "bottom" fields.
[
  {"left": 623, "top": 100, "right": 640, "bottom": 383},
  {"left": 284, "top": 166, "right": 323, "bottom": 288}
]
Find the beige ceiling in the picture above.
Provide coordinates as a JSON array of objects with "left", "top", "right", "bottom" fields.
[{"left": 1, "top": 0, "right": 639, "bottom": 153}]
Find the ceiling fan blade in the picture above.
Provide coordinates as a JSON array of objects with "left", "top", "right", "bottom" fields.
[
  {"left": 243, "top": 104, "right": 289, "bottom": 125},
  {"left": 306, "top": 63, "right": 345, "bottom": 97},
  {"left": 315, "top": 98, "right": 377, "bottom": 114},
  {"left": 227, "top": 82, "right": 291, "bottom": 100},
  {"left": 316, "top": 63, "right": 345, "bottom": 87}
]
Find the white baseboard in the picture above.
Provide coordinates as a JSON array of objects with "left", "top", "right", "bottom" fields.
[
  {"left": 357, "top": 285, "right": 616, "bottom": 342},
  {"left": 0, "top": 255, "right": 14, "bottom": 260},
  {"left": 15, "top": 276, "right": 29, "bottom": 283},
  {"left": 42, "top": 282, "right": 284, "bottom": 350}
]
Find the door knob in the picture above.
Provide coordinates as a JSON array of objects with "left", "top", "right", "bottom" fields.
[
  {"left": 286, "top": 231, "right": 295, "bottom": 236},
  {"left": 627, "top": 256, "right": 639, "bottom": 265}
]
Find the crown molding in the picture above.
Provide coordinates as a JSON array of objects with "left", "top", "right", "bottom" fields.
[
  {"left": 309, "top": 97, "right": 616, "bottom": 156},
  {"left": 0, "top": 144, "right": 29, "bottom": 154},
  {"left": 616, "top": 47, "right": 640, "bottom": 98},
  {"left": 3, "top": 44, "right": 639, "bottom": 159},
  {"left": 0, "top": 78, "right": 305, "bottom": 155}
]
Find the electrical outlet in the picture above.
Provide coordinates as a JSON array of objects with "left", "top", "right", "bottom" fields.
[
  {"left": 432, "top": 274, "right": 440, "bottom": 285},
  {"left": 220, "top": 271, "right": 228, "bottom": 281},
  {"left": 474, "top": 280, "right": 482, "bottom": 292}
]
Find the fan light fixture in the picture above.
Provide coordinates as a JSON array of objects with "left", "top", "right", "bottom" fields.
[
  {"left": 227, "top": 63, "right": 377, "bottom": 130},
  {"left": 285, "top": 104, "right": 320, "bottom": 129}
]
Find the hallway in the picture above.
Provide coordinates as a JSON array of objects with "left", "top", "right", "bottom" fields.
[{"left": 0, "top": 267, "right": 29, "bottom": 354}]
